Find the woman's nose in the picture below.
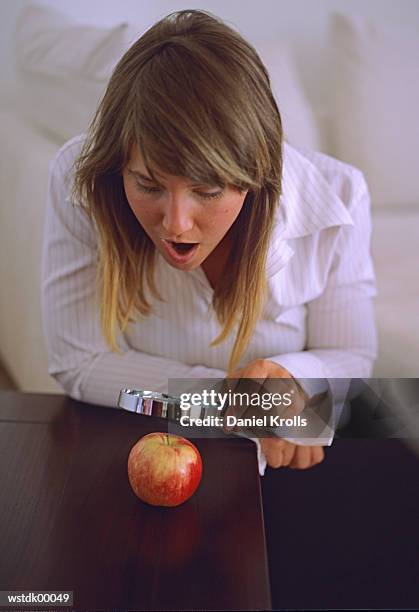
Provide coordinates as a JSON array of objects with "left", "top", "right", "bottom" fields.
[{"left": 162, "top": 200, "right": 194, "bottom": 237}]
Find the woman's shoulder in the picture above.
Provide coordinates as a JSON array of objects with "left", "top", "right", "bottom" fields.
[
  {"left": 266, "top": 144, "right": 372, "bottom": 303},
  {"left": 49, "top": 133, "right": 88, "bottom": 201},
  {"left": 278, "top": 142, "right": 369, "bottom": 242},
  {"left": 52, "top": 133, "right": 87, "bottom": 165},
  {"left": 283, "top": 141, "right": 368, "bottom": 206},
  {"left": 47, "top": 133, "right": 98, "bottom": 245}
]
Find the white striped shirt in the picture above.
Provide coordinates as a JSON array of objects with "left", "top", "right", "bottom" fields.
[{"left": 41, "top": 134, "right": 378, "bottom": 475}]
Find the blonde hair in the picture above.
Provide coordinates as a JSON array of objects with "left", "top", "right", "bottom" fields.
[{"left": 71, "top": 9, "right": 283, "bottom": 374}]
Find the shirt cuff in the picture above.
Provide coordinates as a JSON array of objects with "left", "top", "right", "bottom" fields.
[
  {"left": 231, "top": 434, "right": 267, "bottom": 476},
  {"left": 268, "top": 351, "right": 337, "bottom": 446},
  {"left": 251, "top": 437, "right": 268, "bottom": 476},
  {"left": 269, "top": 350, "right": 327, "bottom": 380}
]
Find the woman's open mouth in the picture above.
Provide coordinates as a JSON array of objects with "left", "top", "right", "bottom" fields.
[{"left": 161, "top": 239, "right": 200, "bottom": 264}]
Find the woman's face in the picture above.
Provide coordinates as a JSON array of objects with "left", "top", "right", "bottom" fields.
[{"left": 122, "top": 145, "right": 248, "bottom": 271}]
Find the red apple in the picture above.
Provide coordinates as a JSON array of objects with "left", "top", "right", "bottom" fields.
[{"left": 127, "top": 432, "right": 203, "bottom": 507}]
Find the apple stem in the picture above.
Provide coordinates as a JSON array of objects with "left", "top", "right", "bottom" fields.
[{"left": 166, "top": 434, "right": 170, "bottom": 446}]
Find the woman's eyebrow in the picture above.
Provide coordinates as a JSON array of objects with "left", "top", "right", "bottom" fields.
[
  {"left": 128, "top": 168, "right": 155, "bottom": 182},
  {"left": 128, "top": 167, "right": 220, "bottom": 188}
]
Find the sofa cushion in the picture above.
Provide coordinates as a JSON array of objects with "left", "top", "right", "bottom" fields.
[
  {"left": 14, "top": 3, "right": 141, "bottom": 143},
  {"left": 329, "top": 12, "right": 419, "bottom": 208},
  {"left": 257, "top": 41, "right": 322, "bottom": 152}
]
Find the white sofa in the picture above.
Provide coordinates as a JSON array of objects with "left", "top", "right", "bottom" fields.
[{"left": 1, "top": 4, "right": 418, "bottom": 393}]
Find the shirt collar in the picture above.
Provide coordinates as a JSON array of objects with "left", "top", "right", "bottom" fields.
[
  {"left": 266, "top": 142, "right": 355, "bottom": 275},
  {"left": 279, "top": 142, "right": 354, "bottom": 238}
]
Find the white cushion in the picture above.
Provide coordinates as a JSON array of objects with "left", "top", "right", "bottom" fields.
[
  {"left": 13, "top": 71, "right": 110, "bottom": 145},
  {"left": 0, "top": 109, "right": 62, "bottom": 392},
  {"left": 328, "top": 12, "right": 419, "bottom": 208},
  {"left": 14, "top": 3, "right": 141, "bottom": 143},
  {"left": 370, "top": 207, "right": 419, "bottom": 376},
  {"left": 257, "top": 41, "right": 323, "bottom": 152},
  {"left": 15, "top": 3, "right": 131, "bottom": 80}
]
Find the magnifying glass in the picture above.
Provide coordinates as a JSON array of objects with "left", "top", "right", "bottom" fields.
[{"left": 118, "top": 388, "right": 216, "bottom": 421}]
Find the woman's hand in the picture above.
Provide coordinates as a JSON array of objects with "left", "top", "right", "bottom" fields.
[
  {"left": 224, "top": 358, "right": 326, "bottom": 470},
  {"left": 223, "top": 358, "right": 308, "bottom": 427},
  {"left": 259, "top": 437, "right": 325, "bottom": 469},
  {"left": 227, "top": 358, "right": 293, "bottom": 382}
]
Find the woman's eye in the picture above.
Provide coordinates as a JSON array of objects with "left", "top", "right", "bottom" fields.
[
  {"left": 198, "top": 191, "right": 223, "bottom": 200},
  {"left": 135, "top": 183, "right": 160, "bottom": 195},
  {"left": 135, "top": 182, "right": 223, "bottom": 200}
]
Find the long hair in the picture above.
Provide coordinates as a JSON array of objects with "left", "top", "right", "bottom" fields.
[{"left": 71, "top": 9, "right": 283, "bottom": 374}]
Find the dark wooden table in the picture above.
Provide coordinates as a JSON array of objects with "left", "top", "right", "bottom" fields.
[
  {"left": 262, "top": 433, "right": 419, "bottom": 610},
  {"left": 2, "top": 391, "right": 419, "bottom": 611},
  {"left": 0, "top": 391, "right": 271, "bottom": 611}
]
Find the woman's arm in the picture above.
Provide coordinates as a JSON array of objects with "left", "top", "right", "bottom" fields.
[
  {"left": 226, "top": 174, "right": 377, "bottom": 468},
  {"left": 266, "top": 172, "right": 378, "bottom": 437},
  {"left": 41, "top": 150, "right": 226, "bottom": 410}
]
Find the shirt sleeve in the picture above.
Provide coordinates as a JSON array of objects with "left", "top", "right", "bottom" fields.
[
  {"left": 267, "top": 172, "right": 378, "bottom": 445},
  {"left": 41, "top": 149, "right": 226, "bottom": 410}
]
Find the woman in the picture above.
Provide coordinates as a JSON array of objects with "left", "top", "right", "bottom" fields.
[{"left": 42, "top": 9, "right": 378, "bottom": 474}]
